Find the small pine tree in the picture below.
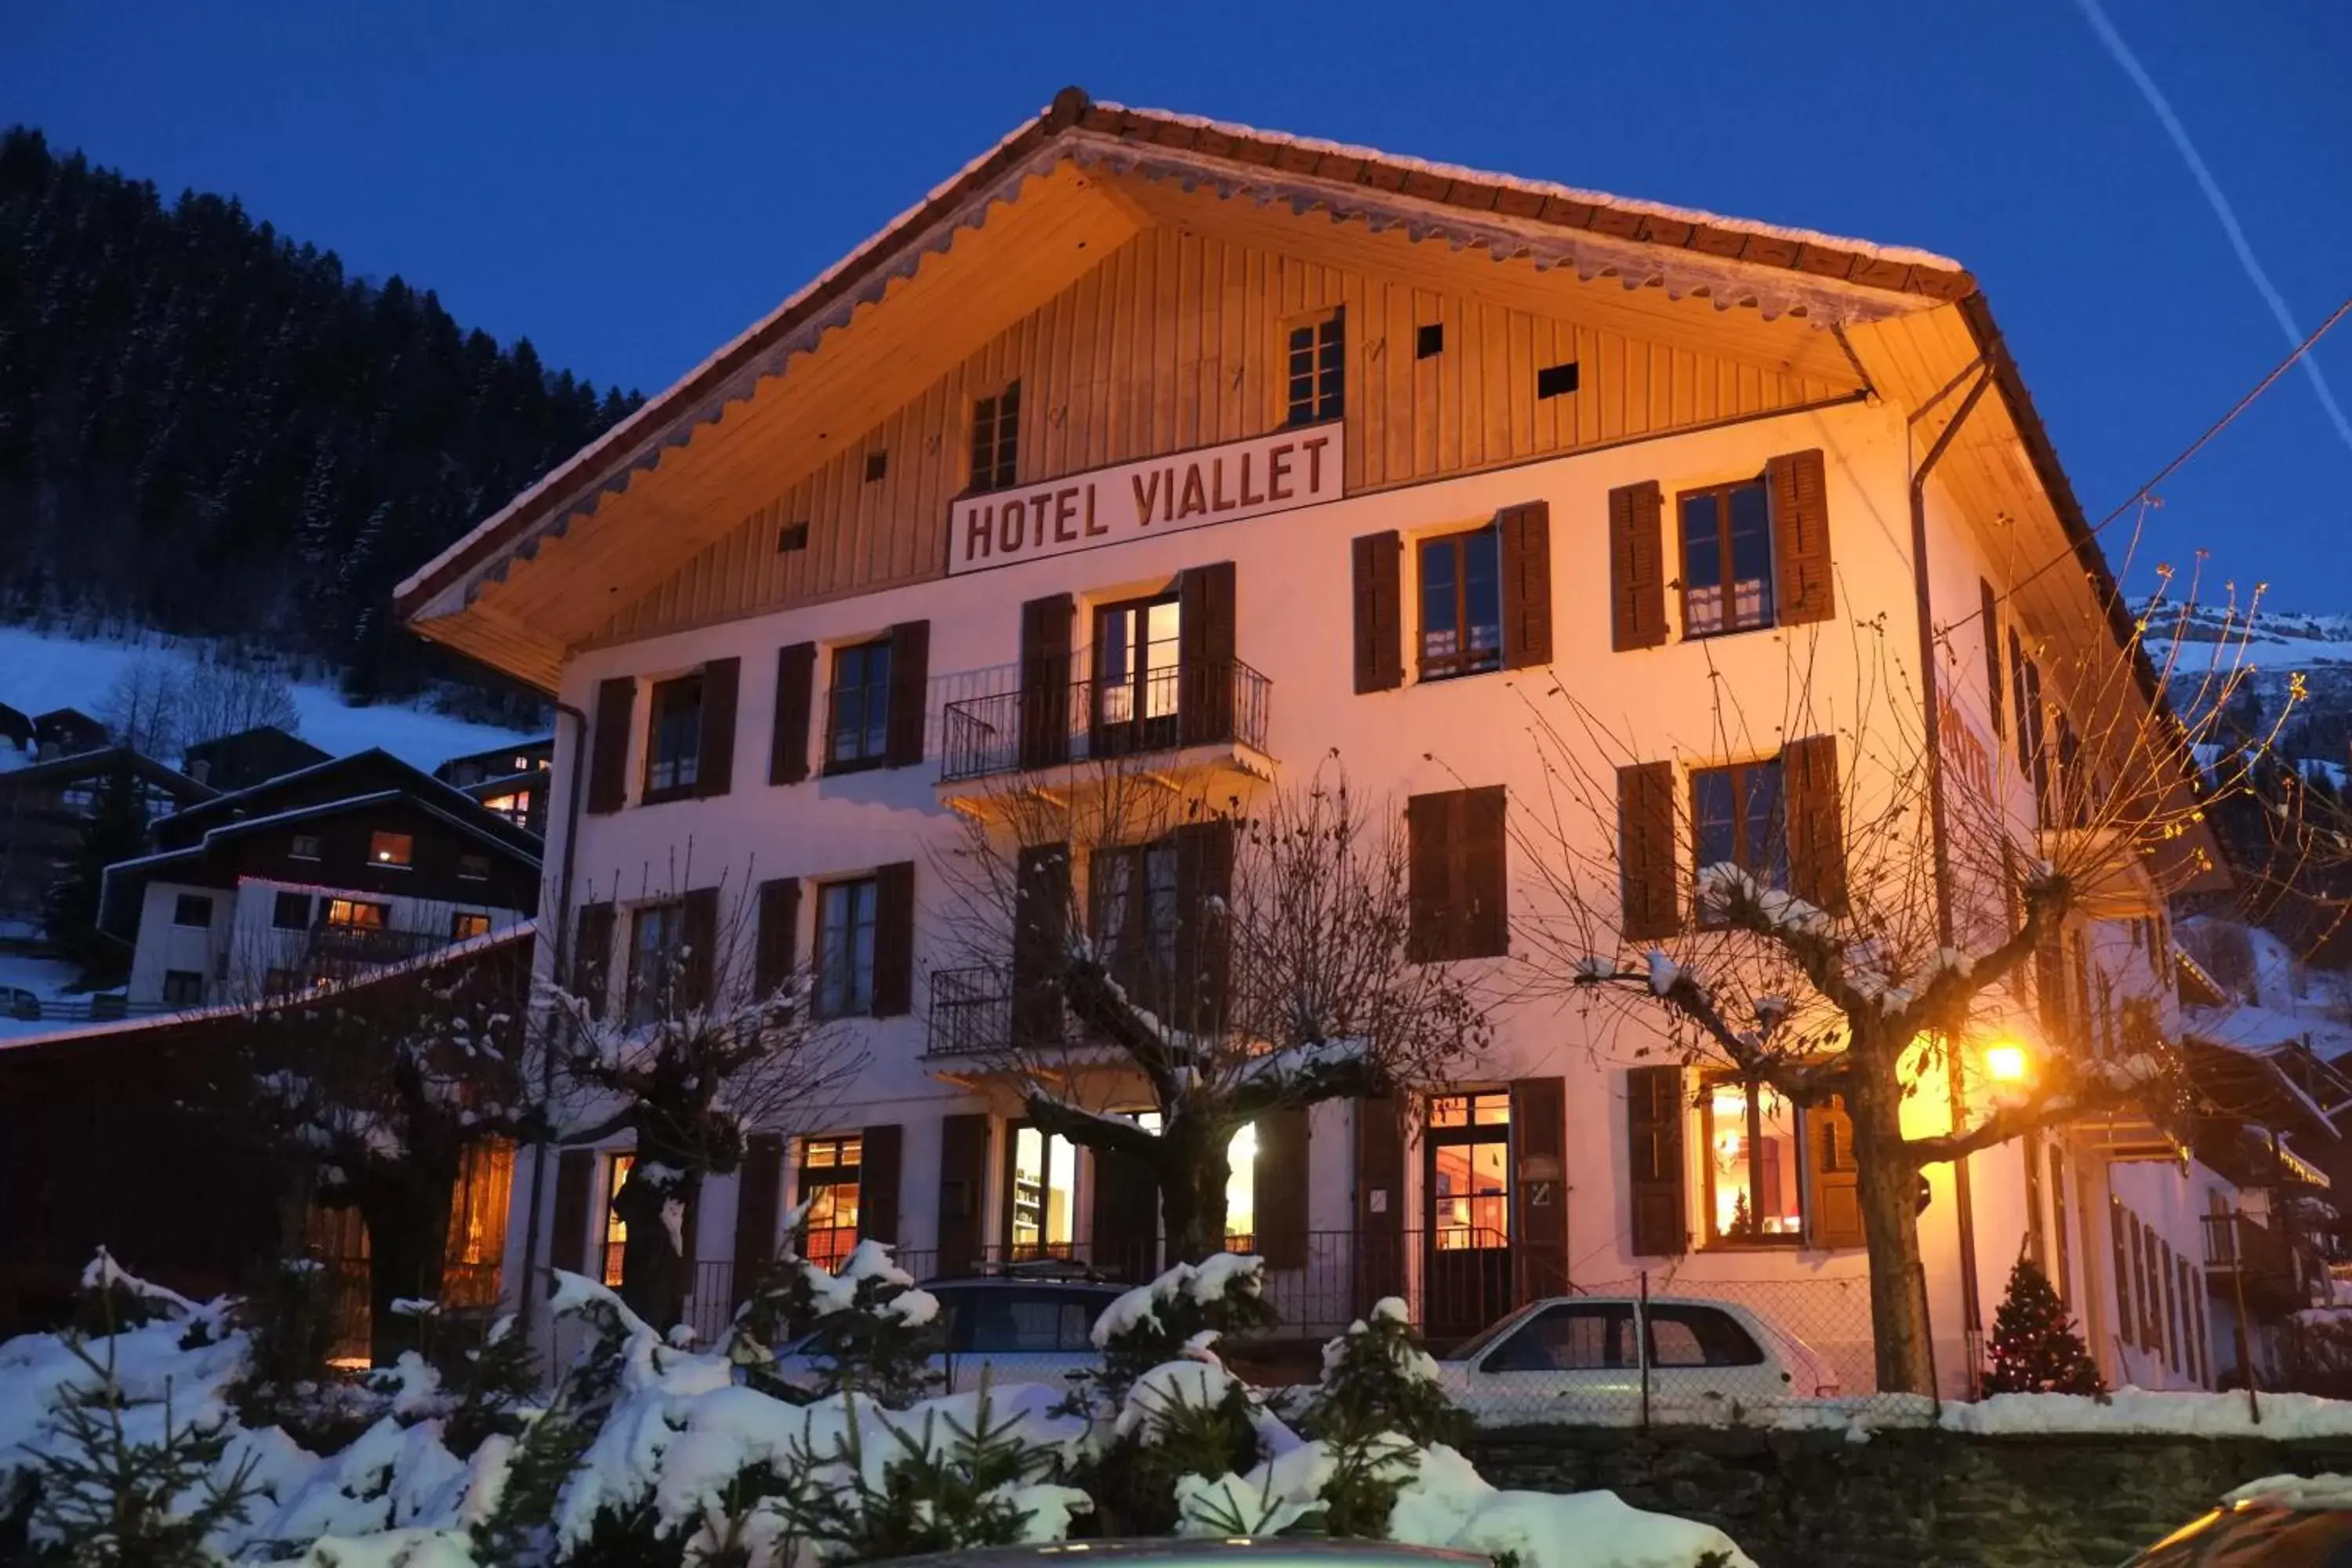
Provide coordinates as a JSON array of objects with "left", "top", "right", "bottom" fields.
[
  {"left": 1292, "top": 1298, "right": 1468, "bottom": 1538},
  {"left": 1983, "top": 1256, "right": 2106, "bottom": 1396},
  {"left": 731, "top": 1235, "right": 942, "bottom": 1408}
]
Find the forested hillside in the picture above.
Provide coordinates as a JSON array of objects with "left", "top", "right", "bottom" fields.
[{"left": 0, "top": 128, "right": 638, "bottom": 709}]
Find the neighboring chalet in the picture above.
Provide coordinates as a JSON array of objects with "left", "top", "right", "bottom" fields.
[
  {"left": 0, "top": 702, "right": 34, "bottom": 760},
  {"left": 33, "top": 708, "right": 108, "bottom": 759},
  {"left": 100, "top": 748, "right": 543, "bottom": 1008},
  {"left": 398, "top": 93, "right": 2241, "bottom": 1390},
  {"left": 0, "top": 747, "right": 217, "bottom": 935},
  {"left": 434, "top": 736, "right": 555, "bottom": 836},
  {"left": 182, "top": 724, "right": 331, "bottom": 792}
]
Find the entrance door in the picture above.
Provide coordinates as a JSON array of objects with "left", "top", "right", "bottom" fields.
[
  {"left": 1425, "top": 1091, "right": 1513, "bottom": 1341},
  {"left": 1091, "top": 594, "right": 1182, "bottom": 758}
]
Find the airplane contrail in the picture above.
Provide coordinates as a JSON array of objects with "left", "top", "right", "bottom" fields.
[{"left": 2074, "top": 0, "right": 2352, "bottom": 456}]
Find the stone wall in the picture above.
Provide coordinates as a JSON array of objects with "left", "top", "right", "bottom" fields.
[{"left": 1467, "top": 1425, "right": 2352, "bottom": 1566}]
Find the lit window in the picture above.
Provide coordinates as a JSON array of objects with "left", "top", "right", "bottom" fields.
[
  {"left": 970, "top": 382, "right": 1021, "bottom": 493},
  {"left": 369, "top": 831, "right": 414, "bottom": 868},
  {"left": 644, "top": 675, "right": 705, "bottom": 797},
  {"left": 481, "top": 793, "right": 523, "bottom": 822},
  {"left": 627, "top": 902, "right": 683, "bottom": 1026},
  {"left": 1704, "top": 1081, "right": 1802, "bottom": 1243},
  {"left": 602, "top": 1153, "right": 634, "bottom": 1287},
  {"left": 1093, "top": 595, "right": 1181, "bottom": 750},
  {"left": 1692, "top": 760, "right": 1786, "bottom": 902},
  {"left": 451, "top": 911, "right": 492, "bottom": 942},
  {"left": 1679, "top": 477, "right": 1774, "bottom": 637},
  {"left": 1007, "top": 1125, "right": 1079, "bottom": 1259},
  {"left": 290, "top": 833, "right": 322, "bottom": 860},
  {"left": 325, "top": 898, "right": 388, "bottom": 930},
  {"left": 1428, "top": 1091, "right": 1512, "bottom": 1128},
  {"left": 172, "top": 893, "right": 214, "bottom": 927},
  {"left": 457, "top": 853, "right": 490, "bottom": 880},
  {"left": 1284, "top": 308, "right": 1344, "bottom": 426},
  {"left": 1417, "top": 525, "right": 1502, "bottom": 681},
  {"left": 1429, "top": 1091, "right": 1511, "bottom": 1252},
  {"left": 826, "top": 640, "right": 894, "bottom": 771},
  {"left": 815, "top": 878, "right": 879, "bottom": 1018},
  {"left": 799, "top": 1134, "right": 864, "bottom": 1269}
]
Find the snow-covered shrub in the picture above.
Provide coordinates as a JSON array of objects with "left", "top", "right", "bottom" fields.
[
  {"left": 731, "top": 1232, "right": 942, "bottom": 1409},
  {"left": 399, "top": 1304, "right": 543, "bottom": 1457},
  {"left": 1289, "top": 1297, "right": 1468, "bottom": 1534},
  {"left": 230, "top": 1259, "right": 379, "bottom": 1454},
  {"left": 1087, "top": 1344, "right": 1277, "bottom": 1536},
  {"left": 1085, "top": 1253, "right": 1276, "bottom": 1409}
]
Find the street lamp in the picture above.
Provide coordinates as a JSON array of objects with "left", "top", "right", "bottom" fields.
[{"left": 1984, "top": 1041, "right": 2031, "bottom": 1085}]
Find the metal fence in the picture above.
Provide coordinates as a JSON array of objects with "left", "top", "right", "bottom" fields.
[{"left": 938, "top": 659, "right": 1272, "bottom": 784}]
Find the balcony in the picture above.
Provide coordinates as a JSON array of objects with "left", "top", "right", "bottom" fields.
[
  {"left": 928, "top": 965, "right": 1014, "bottom": 1058},
  {"left": 303, "top": 923, "right": 449, "bottom": 979},
  {"left": 2204, "top": 1212, "right": 2316, "bottom": 1319},
  {"left": 937, "top": 659, "right": 1273, "bottom": 809}
]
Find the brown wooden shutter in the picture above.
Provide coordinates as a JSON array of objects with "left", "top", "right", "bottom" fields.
[
  {"left": 1018, "top": 594, "right": 1074, "bottom": 769},
  {"left": 2109, "top": 1197, "right": 2133, "bottom": 1341},
  {"left": 1351, "top": 532, "right": 1404, "bottom": 692},
  {"left": 754, "top": 877, "right": 800, "bottom": 1000},
  {"left": 1808, "top": 1094, "right": 1863, "bottom": 1249},
  {"left": 1617, "top": 762, "right": 1679, "bottom": 942},
  {"left": 586, "top": 676, "right": 636, "bottom": 815},
  {"left": 885, "top": 620, "right": 930, "bottom": 768},
  {"left": 1461, "top": 785, "right": 1508, "bottom": 958},
  {"left": 695, "top": 657, "right": 740, "bottom": 798},
  {"left": 1012, "top": 844, "right": 1069, "bottom": 1049},
  {"left": 860, "top": 1123, "right": 903, "bottom": 1244},
  {"left": 1406, "top": 791, "right": 1450, "bottom": 961},
  {"left": 574, "top": 901, "right": 615, "bottom": 1020},
  {"left": 731, "top": 1133, "right": 783, "bottom": 1305},
  {"left": 1512, "top": 1076, "right": 1569, "bottom": 1296},
  {"left": 1178, "top": 561, "right": 1237, "bottom": 745},
  {"left": 1172, "top": 818, "right": 1235, "bottom": 1031},
  {"left": 1498, "top": 501, "right": 1552, "bottom": 669},
  {"left": 1254, "top": 1105, "right": 1312, "bottom": 1269},
  {"left": 870, "top": 860, "right": 915, "bottom": 1018},
  {"left": 937, "top": 1113, "right": 990, "bottom": 1276},
  {"left": 1090, "top": 1143, "right": 1161, "bottom": 1284},
  {"left": 1769, "top": 448, "right": 1833, "bottom": 626},
  {"left": 680, "top": 886, "right": 720, "bottom": 1009},
  {"left": 1608, "top": 481, "right": 1668, "bottom": 651},
  {"left": 550, "top": 1148, "right": 597, "bottom": 1276},
  {"left": 1352, "top": 1094, "right": 1406, "bottom": 1313},
  {"left": 771, "top": 643, "right": 815, "bottom": 786},
  {"left": 1783, "top": 735, "right": 1849, "bottom": 914},
  {"left": 1980, "top": 580, "right": 2005, "bottom": 740},
  {"left": 1626, "top": 1064, "right": 1687, "bottom": 1257}
]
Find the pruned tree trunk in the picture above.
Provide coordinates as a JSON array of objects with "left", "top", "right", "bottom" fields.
[
  {"left": 612, "top": 1166, "right": 693, "bottom": 1330},
  {"left": 347, "top": 1160, "right": 457, "bottom": 1366},
  {"left": 1156, "top": 1116, "right": 1232, "bottom": 1265},
  {"left": 1849, "top": 1051, "right": 1936, "bottom": 1396}
]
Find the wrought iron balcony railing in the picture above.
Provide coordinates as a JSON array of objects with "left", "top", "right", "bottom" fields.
[{"left": 938, "top": 659, "right": 1271, "bottom": 786}]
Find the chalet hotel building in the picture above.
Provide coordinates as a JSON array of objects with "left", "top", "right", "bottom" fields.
[{"left": 401, "top": 91, "right": 2238, "bottom": 1395}]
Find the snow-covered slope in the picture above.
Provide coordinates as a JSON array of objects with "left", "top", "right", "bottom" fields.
[{"left": 0, "top": 626, "right": 538, "bottom": 771}]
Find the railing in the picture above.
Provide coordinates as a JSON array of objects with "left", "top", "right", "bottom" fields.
[
  {"left": 928, "top": 966, "right": 1014, "bottom": 1058},
  {"left": 938, "top": 659, "right": 1272, "bottom": 785},
  {"left": 2204, "top": 1212, "right": 2313, "bottom": 1316},
  {"left": 5, "top": 994, "right": 174, "bottom": 1024},
  {"left": 304, "top": 924, "right": 450, "bottom": 973}
]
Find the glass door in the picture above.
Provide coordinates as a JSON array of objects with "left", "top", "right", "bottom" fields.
[
  {"left": 1425, "top": 1091, "right": 1513, "bottom": 1340},
  {"left": 1091, "top": 595, "right": 1182, "bottom": 757}
]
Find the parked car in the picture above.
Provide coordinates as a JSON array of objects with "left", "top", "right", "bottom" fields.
[
  {"left": 2125, "top": 1475, "right": 2352, "bottom": 1563},
  {"left": 1, "top": 986, "right": 38, "bottom": 1022},
  {"left": 1433, "top": 1294, "right": 1840, "bottom": 1422},
  {"left": 771, "top": 1272, "right": 1127, "bottom": 1396}
]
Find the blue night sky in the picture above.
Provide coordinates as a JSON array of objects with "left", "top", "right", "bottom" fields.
[{"left": 8, "top": 0, "right": 2348, "bottom": 606}]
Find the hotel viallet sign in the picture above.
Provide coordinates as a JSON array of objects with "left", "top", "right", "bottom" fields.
[{"left": 947, "top": 423, "right": 1344, "bottom": 576}]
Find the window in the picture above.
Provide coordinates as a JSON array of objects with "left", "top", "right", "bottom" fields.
[
  {"left": 815, "top": 877, "right": 879, "bottom": 1018},
  {"left": 1417, "top": 525, "right": 1502, "bottom": 681},
  {"left": 1093, "top": 593, "right": 1182, "bottom": 752},
  {"left": 1284, "top": 308, "right": 1344, "bottom": 426},
  {"left": 962, "top": 1287, "right": 1098, "bottom": 1354},
  {"left": 368, "top": 830, "right": 413, "bottom": 868},
  {"left": 457, "top": 853, "right": 490, "bottom": 881},
  {"left": 1703, "top": 1080, "right": 1802, "bottom": 1244},
  {"left": 971, "top": 382, "right": 1021, "bottom": 492},
  {"left": 1415, "top": 321, "right": 1444, "bottom": 359},
  {"left": 644, "top": 674, "right": 705, "bottom": 798},
  {"left": 162, "top": 970, "right": 205, "bottom": 1006},
  {"left": 627, "top": 901, "right": 684, "bottom": 1026},
  {"left": 290, "top": 833, "right": 322, "bottom": 861},
  {"left": 452, "top": 911, "right": 492, "bottom": 942},
  {"left": 1691, "top": 759, "right": 1787, "bottom": 903},
  {"left": 864, "top": 449, "right": 887, "bottom": 483},
  {"left": 1535, "top": 361, "right": 1580, "bottom": 399},
  {"left": 826, "top": 639, "right": 894, "bottom": 771},
  {"left": 1483, "top": 1303, "right": 1637, "bottom": 1372},
  {"left": 777, "top": 520, "right": 810, "bottom": 554},
  {"left": 271, "top": 891, "right": 312, "bottom": 931},
  {"left": 1428, "top": 1092, "right": 1511, "bottom": 1251},
  {"left": 602, "top": 1153, "right": 634, "bottom": 1287},
  {"left": 1646, "top": 1305, "right": 1766, "bottom": 1368},
  {"left": 1679, "top": 477, "right": 1773, "bottom": 637},
  {"left": 1091, "top": 840, "right": 1179, "bottom": 1000},
  {"left": 799, "top": 1134, "right": 863, "bottom": 1269},
  {"left": 325, "top": 898, "right": 387, "bottom": 930},
  {"left": 1007, "top": 1124, "right": 1078, "bottom": 1258},
  {"left": 172, "top": 893, "right": 214, "bottom": 927}
]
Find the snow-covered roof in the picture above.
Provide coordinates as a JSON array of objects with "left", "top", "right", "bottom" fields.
[{"left": 2187, "top": 1004, "right": 2352, "bottom": 1066}]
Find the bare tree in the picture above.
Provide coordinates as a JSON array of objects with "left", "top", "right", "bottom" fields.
[
  {"left": 547, "top": 869, "right": 866, "bottom": 1330},
  {"left": 99, "top": 652, "right": 185, "bottom": 759},
  {"left": 174, "top": 648, "right": 301, "bottom": 751},
  {"left": 1506, "top": 578, "right": 2270, "bottom": 1394},
  {"left": 938, "top": 756, "right": 1490, "bottom": 1264}
]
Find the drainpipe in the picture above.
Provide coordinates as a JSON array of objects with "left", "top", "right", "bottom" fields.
[
  {"left": 515, "top": 695, "right": 590, "bottom": 1340},
  {"left": 1907, "top": 358, "right": 1995, "bottom": 1392}
]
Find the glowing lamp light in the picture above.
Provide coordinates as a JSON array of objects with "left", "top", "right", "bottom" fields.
[{"left": 1984, "top": 1043, "right": 2031, "bottom": 1084}]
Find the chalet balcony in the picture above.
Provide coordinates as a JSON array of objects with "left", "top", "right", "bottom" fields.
[
  {"left": 303, "top": 923, "right": 449, "bottom": 977},
  {"left": 927, "top": 965, "right": 1014, "bottom": 1058},
  {"left": 2204, "top": 1212, "right": 2316, "bottom": 1319},
  {"left": 936, "top": 659, "right": 1274, "bottom": 810}
]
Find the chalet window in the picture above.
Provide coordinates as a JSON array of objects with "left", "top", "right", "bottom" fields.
[
  {"left": 826, "top": 639, "right": 894, "bottom": 771},
  {"left": 1005, "top": 1123, "right": 1079, "bottom": 1259},
  {"left": 452, "top": 911, "right": 492, "bottom": 942},
  {"left": 1284, "top": 307, "right": 1344, "bottom": 426},
  {"left": 644, "top": 675, "right": 706, "bottom": 798},
  {"left": 172, "top": 893, "right": 214, "bottom": 927},
  {"left": 1679, "top": 477, "right": 1774, "bottom": 637},
  {"left": 1417, "top": 525, "right": 1502, "bottom": 681},
  {"left": 1691, "top": 759, "right": 1788, "bottom": 903},
  {"left": 1535, "top": 361, "right": 1580, "bottom": 399},
  {"left": 457, "top": 853, "right": 490, "bottom": 881},
  {"left": 970, "top": 382, "right": 1021, "bottom": 493},
  {"left": 1092, "top": 593, "right": 1182, "bottom": 752},
  {"left": 602, "top": 1153, "right": 634, "bottom": 1287},
  {"left": 163, "top": 970, "right": 205, "bottom": 1006},
  {"left": 1091, "top": 840, "right": 1180, "bottom": 998},
  {"left": 1702, "top": 1080, "right": 1802, "bottom": 1244},
  {"left": 272, "top": 891, "right": 311, "bottom": 931},
  {"left": 1406, "top": 786, "right": 1508, "bottom": 961},
  {"left": 627, "top": 900, "right": 684, "bottom": 1026},
  {"left": 290, "top": 833, "right": 322, "bottom": 861},
  {"left": 815, "top": 877, "right": 880, "bottom": 1018},
  {"left": 1428, "top": 1091, "right": 1511, "bottom": 1251},
  {"left": 798, "top": 1133, "right": 863, "bottom": 1269},
  {"left": 325, "top": 898, "right": 387, "bottom": 930},
  {"left": 369, "top": 830, "right": 413, "bottom": 868},
  {"left": 1415, "top": 322, "right": 1443, "bottom": 359}
]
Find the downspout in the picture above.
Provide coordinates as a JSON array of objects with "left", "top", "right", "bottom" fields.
[
  {"left": 1907, "top": 359, "right": 1995, "bottom": 1392},
  {"left": 515, "top": 696, "right": 590, "bottom": 1340}
]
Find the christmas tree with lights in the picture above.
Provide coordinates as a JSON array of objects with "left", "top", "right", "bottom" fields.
[{"left": 1983, "top": 1255, "right": 2106, "bottom": 1396}]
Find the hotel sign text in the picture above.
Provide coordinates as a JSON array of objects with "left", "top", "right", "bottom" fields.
[{"left": 947, "top": 423, "right": 1344, "bottom": 575}]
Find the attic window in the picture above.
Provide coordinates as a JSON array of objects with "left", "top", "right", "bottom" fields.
[
  {"left": 971, "top": 382, "right": 1021, "bottom": 493},
  {"left": 1284, "top": 307, "right": 1344, "bottom": 426},
  {"left": 290, "top": 833, "right": 322, "bottom": 861},
  {"left": 1537, "top": 362, "right": 1581, "bottom": 399},
  {"left": 1416, "top": 322, "right": 1444, "bottom": 360},
  {"left": 778, "top": 520, "right": 811, "bottom": 554},
  {"left": 864, "top": 451, "right": 888, "bottom": 484}
]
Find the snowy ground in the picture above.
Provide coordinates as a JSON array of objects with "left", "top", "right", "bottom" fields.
[
  {"left": 0, "top": 626, "right": 539, "bottom": 771},
  {"left": 0, "top": 951, "right": 120, "bottom": 1043}
]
